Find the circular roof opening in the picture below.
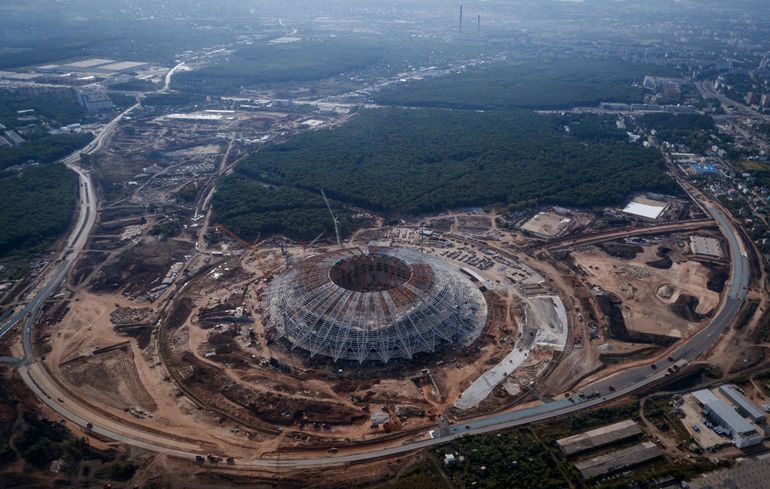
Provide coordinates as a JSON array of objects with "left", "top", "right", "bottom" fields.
[{"left": 329, "top": 254, "right": 413, "bottom": 292}]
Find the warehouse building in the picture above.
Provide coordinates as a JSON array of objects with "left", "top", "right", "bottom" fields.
[
  {"left": 622, "top": 196, "right": 667, "bottom": 220},
  {"left": 689, "top": 456, "right": 770, "bottom": 489},
  {"left": 574, "top": 441, "right": 663, "bottom": 479},
  {"left": 719, "top": 384, "right": 765, "bottom": 423},
  {"left": 37, "top": 58, "right": 148, "bottom": 74},
  {"left": 693, "top": 388, "right": 764, "bottom": 448},
  {"left": 556, "top": 419, "right": 642, "bottom": 455},
  {"left": 690, "top": 236, "right": 723, "bottom": 258},
  {"left": 73, "top": 90, "right": 114, "bottom": 112}
]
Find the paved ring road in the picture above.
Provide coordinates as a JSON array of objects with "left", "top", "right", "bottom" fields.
[{"left": 0, "top": 104, "right": 750, "bottom": 469}]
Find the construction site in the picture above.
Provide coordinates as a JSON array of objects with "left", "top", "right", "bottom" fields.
[
  {"left": 1, "top": 86, "right": 767, "bottom": 488},
  {"left": 8, "top": 125, "right": 742, "bottom": 458}
]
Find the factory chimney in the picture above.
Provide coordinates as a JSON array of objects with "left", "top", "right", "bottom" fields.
[
  {"left": 477, "top": 15, "right": 480, "bottom": 34},
  {"left": 459, "top": 4, "right": 463, "bottom": 33}
]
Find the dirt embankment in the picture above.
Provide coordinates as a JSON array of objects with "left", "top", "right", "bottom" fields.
[
  {"left": 670, "top": 294, "right": 707, "bottom": 322},
  {"left": 705, "top": 263, "right": 729, "bottom": 292},
  {"left": 180, "top": 352, "right": 367, "bottom": 427},
  {"left": 596, "top": 294, "right": 677, "bottom": 346},
  {"left": 645, "top": 246, "right": 673, "bottom": 270},
  {"left": 599, "top": 242, "right": 644, "bottom": 259}
]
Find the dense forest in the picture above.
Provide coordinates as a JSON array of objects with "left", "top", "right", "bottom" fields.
[
  {"left": 0, "top": 132, "right": 93, "bottom": 170},
  {"left": 233, "top": 108, "right": 679, "bottom": 219},
  {"left": 559, "top": 114, "right": 631, "bottom": 144},
  {"left": 374, "top": 59, "right": 675, "bottom": 109},
  {"left": 0, "top": 91, "right": 85, "bottom": 128},
  {"left": 0, "top": 164, "right": 78, "bottom": 257},
  {"left": 172, "top": 39, "right": 384, "bottom": 94},
  {"left": 637, "top": 113, "right": 715, "bottom": 132},
  {"left": 212, "top": 177, "right": 353, "bottom": 241}
]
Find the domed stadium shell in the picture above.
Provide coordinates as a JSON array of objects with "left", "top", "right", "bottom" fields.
[{"left": 264, "top": 247, "right": 488, "bottom": 363}]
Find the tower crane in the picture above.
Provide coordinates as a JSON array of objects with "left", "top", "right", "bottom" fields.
[{"left": 320, "top": 189, "right": 342, "bottom": 248}]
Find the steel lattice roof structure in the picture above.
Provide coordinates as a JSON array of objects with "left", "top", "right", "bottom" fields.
[{"left": 264, "top": 247, "right": 487, "bottom": 363}]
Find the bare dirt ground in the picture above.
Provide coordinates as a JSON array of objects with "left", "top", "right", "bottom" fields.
[
  {"left": 40, "top": 291, "right": 281, "bottom": 458},
  {"left": 29, "top": 181, "right": 733, "bottom": 465},
  {"left": 61, "top": 345, "right": 157, "bottom": 411},
  {"left": 572, "top": 244, "right": 719, "bottom": 338},
  {"left": 175, "top": 263, "right": 520, "bottom": 433},
  {"left": 541, "top": 346, "right": 603, "bottom": 397}
]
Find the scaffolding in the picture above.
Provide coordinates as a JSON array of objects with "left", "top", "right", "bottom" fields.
[{"left": 264, "top": 247, "right": 488, "bottom": 363}]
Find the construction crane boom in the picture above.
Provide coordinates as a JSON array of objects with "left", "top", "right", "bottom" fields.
[
  {"left": 309, "top": 231, "right": 324, "bottom": 247},
  {"left": 320, "top": 189, "right": 342, "bottom": 248},
  {"left": 215, "top": 224, "right": 275, "bottom": 279}
]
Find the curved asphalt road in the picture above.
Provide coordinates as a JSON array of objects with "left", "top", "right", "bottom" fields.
[
  {"left": 0, "top": 102, "right": 137, "bottom": 350},
  {"left": 8, "top": 199, "right": 749, "bottom": 469},
  {"left": 697, "top": 79, "right": 770, "bottom": 123},
  {"left": 0, "top": 101, "right": 750, "bottom": 468}
]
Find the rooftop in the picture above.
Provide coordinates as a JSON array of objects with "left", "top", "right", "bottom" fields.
[
  {"left": 556, "top": 419, "right": 642, "bottom": 455},
  {"left": 689, "top": 456, "right": 770, "bottom": 489},
  {"left": 719, "top": 384, "right": 765, "bottom": 422},
  {"left": 706, "top": 399, "right": 757, "bottom": 436},
  {"left": 690, "top": 236, "right": 723, "bottom": 258},
  {"left": 574, "top": 441, "right": 662, "bottom": 479},
  {"left": 622, "top": 198, "right": 666, "bottom": 219}
]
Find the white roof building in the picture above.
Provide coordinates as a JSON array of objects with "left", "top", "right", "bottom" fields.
[{"left": 622, "top": 199, "right": 667, "bottom": 219}]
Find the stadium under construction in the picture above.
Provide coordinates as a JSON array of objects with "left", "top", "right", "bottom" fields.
[{"left": 263, "top": 247, "right": 488, "bottom": 363}]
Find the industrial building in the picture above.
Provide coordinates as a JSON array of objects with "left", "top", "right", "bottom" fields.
[
  {"left": 37, "top": 58, "right": 148, "bottom": 74},
  {"left": 556, "top": 419, "right": 642, "bottom": 455},
  {"left": 692, "top": 388, "right": 764, "bottom": 448},
  {"left": 690, "top": 163, "right": 719, "bottom": 176},
  {"left": 74, "top": 90, "right": 114, "bottom": 112},
  {"left": 719, "top": 384, "right": 766, "bottom": 423},
  {"left": 2, "top": 129, "right": 25, "bottom": 146},
  {"left": 689, "top": 236, "right": 723, "bottom": 258},
  {"left": 643, "top": 75, "right": 684, "bottom": 89},
  {"left": 689, "top": 456, "right": 770, "bottom": 489},
  {"left": 573, "top": 441, "right": 663, "bottom": 479},
  {"left": 264, "top": 247, "right": 487, "bottom": 363},
  {"left": 622, "top": 196, "right": 667, "bottom": 220}
]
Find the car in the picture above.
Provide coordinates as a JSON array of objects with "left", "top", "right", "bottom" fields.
[
  {"left": 608, "top": 385, "right": 615, "bottom": 392},
  {"left": 651, "top": 363, "right": 657, "bottom": 369}
]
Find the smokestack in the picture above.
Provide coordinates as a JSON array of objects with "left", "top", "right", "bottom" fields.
[
  {"left": 459, "top": 4, "right": 463, "bottom": 33},
  {"left": 477, "top": 15, "right": 480, "bottom": 34}
]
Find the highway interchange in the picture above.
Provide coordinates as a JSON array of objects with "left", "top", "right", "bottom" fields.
[{"left": 0, "top": 76, "right": 754, "bottom": 469}]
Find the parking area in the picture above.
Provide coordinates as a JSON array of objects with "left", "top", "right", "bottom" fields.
[{"left": 680, "top": 396, "right": 729, "bottom": 450}]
